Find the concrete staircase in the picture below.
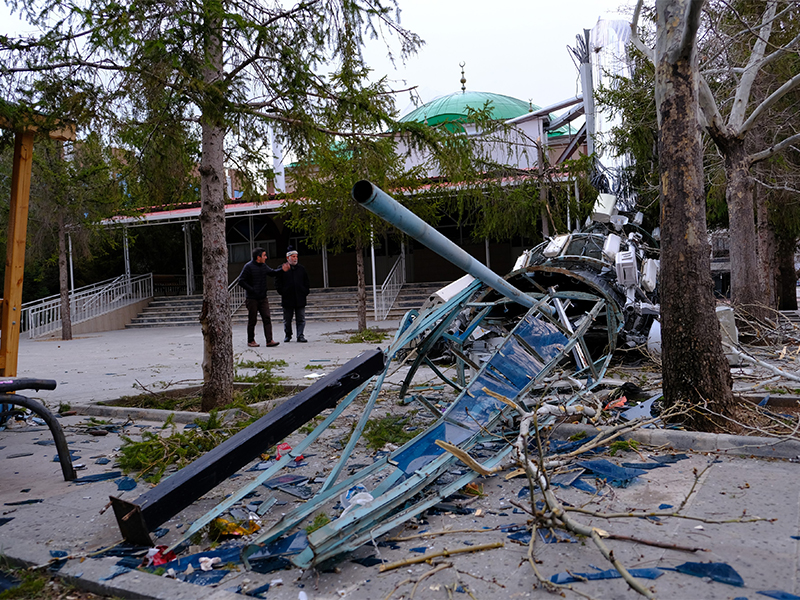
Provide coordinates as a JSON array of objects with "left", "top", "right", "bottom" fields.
[{"left": 126, "top": 282, "right": 450, "bottom": 329}]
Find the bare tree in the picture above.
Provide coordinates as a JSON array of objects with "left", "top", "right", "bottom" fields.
[
  {"left": 1, "top": 0, "right": 422, "bottom": 410},
  {"left": 654, "top": 0, "right": 735, "bottom": 429},
  {"left": 633, "top": 0, "right": 800, "bottom": 312}
]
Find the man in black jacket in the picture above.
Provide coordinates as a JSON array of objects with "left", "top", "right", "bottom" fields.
[
  {"left": 238, "top": 247, "right": 287, "bottom": 347},
  {"left": 275, "top": 246, "right": 310, "bottom": 342}
]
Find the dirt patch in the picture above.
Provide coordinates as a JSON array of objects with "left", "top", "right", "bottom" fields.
[{"left": 98, "top": 383, "right": 305, "bottom": 412}]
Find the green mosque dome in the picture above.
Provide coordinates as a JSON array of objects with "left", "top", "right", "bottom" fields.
[
  {"left": 399, "top": 90, "right": 534, "bottom": 126},
  {"left": 399, "top": 89, "right": 573, "bottom": 138}
]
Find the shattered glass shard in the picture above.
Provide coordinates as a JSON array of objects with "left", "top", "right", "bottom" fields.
[
  {"left": 576, "top": 459, "right": 647, "bottom": 488},
  {"left": 550, "top": 567, "right": 662, "bottom": 584},
  {"left": 537, "top": 528, "right": 578, "bottom": 544},
  {"left": 179, "top": 569, "right": 229, "bottom": 585},
  {"left": 757, "top": 591, "right": 800, "bottom": 599},
  {"left": 672, "top": 562, "right": 744, "bottom": 587}
]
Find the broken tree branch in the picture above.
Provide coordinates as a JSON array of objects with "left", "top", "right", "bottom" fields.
[{"left": 378, "top": 542, "right": 504, "bottom": 573}]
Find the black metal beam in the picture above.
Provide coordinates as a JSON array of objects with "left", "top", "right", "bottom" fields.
[{"left": 110, "top": 349, "right": 385, "bottom": 546}]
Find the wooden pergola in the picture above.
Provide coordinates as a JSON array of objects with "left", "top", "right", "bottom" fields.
[{"left": 1, "top": 117, "right": 75, "bottom": 376}]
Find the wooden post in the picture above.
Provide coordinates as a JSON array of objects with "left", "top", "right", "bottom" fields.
[{"left": 0, "top": 130, "right": 35, "bottom": 375}]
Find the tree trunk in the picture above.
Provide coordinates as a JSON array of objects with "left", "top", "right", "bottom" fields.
[
  {"left": 776, "top": 235, "right": 798, "bottom": 310},
  {"left": 199, "top": 18, "right": 233, "bottom": 412},
  {"left": 725, "top": 141, "right": 764, "bottom": 311},
  {"left": 57, "top": 214, "right": 72, "bottom": 341},
  {"left": 356, "top": 239, "right": 367, "bottom": 332},
  {"left": 656, "top": 0, "right": 734, "bottom": 431},
  {"left": 755, "top": 184, "right": 777, "bottom": 309}
]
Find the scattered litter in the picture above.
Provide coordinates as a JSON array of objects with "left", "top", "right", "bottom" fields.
[
  {"left": 72, "top": 471, "right": 122, "bottom": 484},
  {"left": 550, "top": 469, "right": 586, "bottom": 487},
  {"left": 243, "top": 531, "right": 309, "bottom": 574},
  {"left": 550, "top": 567, "right": 663, "bottom": 584},
  {"left": 52, "top": 450, "right": 81, "bottom": 462},
  {"left": 94, "top": 457, "right": 111, "bottom": 465},
  {"left": 537, "top": 528, "right": 578, "bottom": 544},
  {"left": 576, "top": 459, "right": 647, "bottom": 488},
  {"left": 153, "top": 528, "right": 169, "bottom": 539},
  {"left": 4, "top": 499, "right": 43, "bottom": 506},
  {"left": 116, "top": 477, "right": 137, "bottom": 491},
  {"left": 620, "top": 395, "right": 660, "bottom": 421},
  {"left": 659, "top": 504, "right": 674, "bottom": 510},
  {"left": 180, "top": 569, "right": 229, "bottom": 585},
  {"left": 409, "top": 547, "right": 428, "bottom": 553},
  {"left": 570, "top": 479, "right": 600, "bottom": 494},
  {"left": 248, "top": 461, "right": 275, "bottom": 471},
  {"left": 339, "top": 485, "right": 374, "bottom": 517},
  {"left": 278, "top": 485, "right": 314, "bottom": 500},
  {"left": 508, "top": 530, "right": 533, "bottom": 545},
  {"left": 0, "top": 570, "right": 20, "bottom": 593},
  {"left": 244, "top": 582, "right": 271, "bottom": 598},
  {"left": 758, "top": 592, "right": 800, "bottom": 600},
  {"left": 650, "top": 454, "right": 690, "bottom": 464},
  {"left": 145, "top": 546, "right": 178, "bottom": 568},
  {"left": 49, "top": 550, "right": 68, "bottom": 572},
  {"left": 263, "top": 475, "right": 308, "bottom": 489},
  {"left": 100, "top": 566, "right": 130, "bottom": 581},
  {"left": 34, "top": 440, "right": 56, "bottom": 446},
  {"left": 621, "top": 461, "right": 669, "bottom": 470},
  {"left": 211, "top": 516, "right": 260, "bottom": 538},
  {"left": 275, "top": 443, "right": 292, "bottom": 459},
  {"left": 669, "top": 562, "right": 744, "bottom": 587},
  {"left": 199, "top": 556, "right": 222, "bottom": 571}
]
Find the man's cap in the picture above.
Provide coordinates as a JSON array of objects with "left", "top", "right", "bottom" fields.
[{"left": 286, "top": 245, "right": 298, "bottom": 257}]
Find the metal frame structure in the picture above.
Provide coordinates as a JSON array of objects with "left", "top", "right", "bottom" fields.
[{"left": 110, "top": 349, "right": 385, "bottom": 547}]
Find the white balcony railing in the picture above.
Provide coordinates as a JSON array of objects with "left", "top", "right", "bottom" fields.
[
  {"left": 374, "top": 253, "right": 405, "bottom": 321},
  {"left": 228, "top": 276, "right": 246, "bottom": 315},
  {"left": 21, "top": 273, "right": 153, "bottom": 339}
]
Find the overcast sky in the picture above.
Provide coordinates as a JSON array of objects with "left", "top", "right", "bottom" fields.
[
  {"left": 362, "top": 0, "right": 634, "bottom": 116},
  {"left": 0, "top": 0, "right": 635, "bottom": 114}
]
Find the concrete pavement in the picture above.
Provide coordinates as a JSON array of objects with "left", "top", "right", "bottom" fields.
[{"left": 2, "top": 321, "right": 800, "bottom": 599}]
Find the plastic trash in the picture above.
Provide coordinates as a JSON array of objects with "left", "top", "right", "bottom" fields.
[
  {"left": 339, "top": 485, "right": 374, "bottom": 517},
  {"left": 275, "top": 443, "right": 292, "bottom": 459}
]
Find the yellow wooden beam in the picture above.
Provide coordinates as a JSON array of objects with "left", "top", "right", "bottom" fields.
[
  {"left": 1, "top": 130, "right": 35, "bottom": 376},
  {"left": 0, "top": 115, "right": 76, "bottom": 141}
]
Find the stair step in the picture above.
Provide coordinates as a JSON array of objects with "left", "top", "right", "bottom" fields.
[{"left": 127, "top": 282, "right": 451, "bottom": 328}]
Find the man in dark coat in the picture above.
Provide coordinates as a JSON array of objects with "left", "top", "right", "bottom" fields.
[
  {"left": 238, "top": 247, "right": 287, "bottom": 347},
  {"left": 275, "top": 246, "right": 310, "bottom": 342}
]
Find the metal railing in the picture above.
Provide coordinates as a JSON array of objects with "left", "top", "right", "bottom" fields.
[
  {"left": 21, "top": 273, "right": 153, "bottom": 339},
  {"left": 229, "top": 276, "right": 246, "bottom": 315},
  {"left": 375, "top": 253, "right": 405, "bottom": 321}
]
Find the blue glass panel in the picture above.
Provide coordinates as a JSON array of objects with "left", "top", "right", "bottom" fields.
[
  {"left": 514, "top": 315, "right": 568, "bottom": 363},
  {"left": 487, "top": 338, "right": 544, "bottom": 388},
  {"left": 446, "top": 392, "right": 506, "bottom": 431},
  {"left": 465, "top": 371, "right": 517, "bottom": 401},
  {"left": 391, "top": 421, "right": 473, "bottom": 474}
]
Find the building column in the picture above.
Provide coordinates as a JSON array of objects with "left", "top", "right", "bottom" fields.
[{"left": 183, "top": 223, "right": 195, "bottom": 295}]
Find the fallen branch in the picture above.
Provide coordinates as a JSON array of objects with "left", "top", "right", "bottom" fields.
[
  {"left": 378, "top": 542, "right": 504, "bottom": 573},
  {"left": 389, "top": 528, "right": 499, "bottom": 542}
]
